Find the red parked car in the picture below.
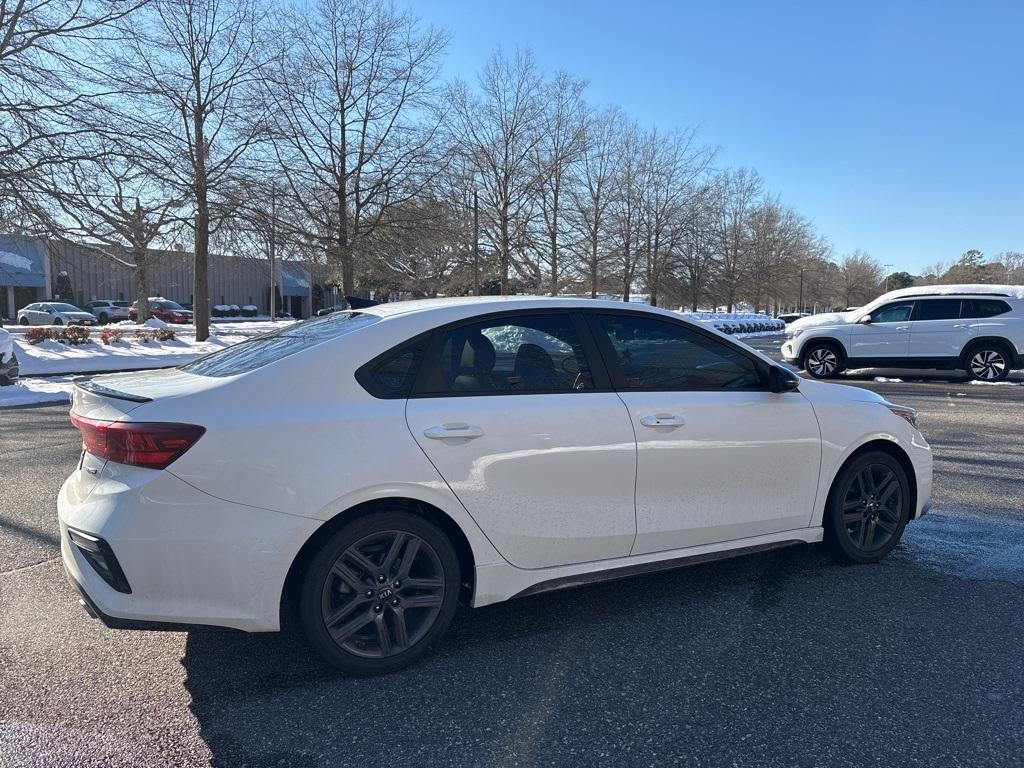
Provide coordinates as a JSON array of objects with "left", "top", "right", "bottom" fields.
[{"left": 128, "top": 299, "right": 194, "bottom": 324}]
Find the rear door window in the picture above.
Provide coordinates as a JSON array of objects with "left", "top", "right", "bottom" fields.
[
  {"left": 181, "top": 312, "right": 378, "bottom": 377},
  {"left": 417, "top": 313, "right": 595, "bottom": 395}
]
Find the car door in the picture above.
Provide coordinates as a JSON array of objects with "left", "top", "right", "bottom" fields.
[
  {"left": 849, "top": 301, "right": 915, "bottom": 360},
  {"left": 587, "top": 311, "right": 821, "bottom": 554},
  {"left": 405, "top": 311, "right": 638, "bottom": 570},
  {"left": 908, "top": 298, "right": 974, "bottom": 359}
]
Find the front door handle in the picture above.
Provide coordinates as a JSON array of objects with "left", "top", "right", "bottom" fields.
[
  {"left": 894, "top": 326, "right": 909, "bottom": 331},
  {"left": 423, "top": 423, "right": 484, "bottom": 440},
  {"left": 952, "top": 324, "right": 967, "bottom": 329},
  {"left": 640, "top": 414, "right": 685, "bottom": 428}
]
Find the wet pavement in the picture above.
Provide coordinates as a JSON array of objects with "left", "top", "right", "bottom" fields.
[{"left": 1, "top": 358, "right": 1023, "bottom": 766}]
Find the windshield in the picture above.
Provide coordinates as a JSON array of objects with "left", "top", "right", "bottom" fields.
[
  {"left": 50, "top": 303, "right": 82, "bottom": 312},
  {"left": 158, "top": 301, "right": 186, "bottom": 310},
  {"left": 180, "top": 311, "right": 379, "bottom": 377}
]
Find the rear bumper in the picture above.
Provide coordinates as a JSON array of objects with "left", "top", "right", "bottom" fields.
[{"left": 58, "top": 467, "right": 320, "bottom": 632}]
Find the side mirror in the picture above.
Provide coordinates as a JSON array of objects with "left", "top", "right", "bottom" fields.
[
  {"left": 768, "top": 365, "right": 801, "bottom": 393},
  {"left": 858, "top": 315, "right": 872, "bottom": 324}
]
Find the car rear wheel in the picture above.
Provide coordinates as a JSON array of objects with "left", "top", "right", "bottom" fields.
[
  {"left": 19, "top": 317, "right": 28, "bottom": 325},
  {"left": 52, "top": 318, "right": 63, "bottom": 326},
  {"left": 964, "top": 343, "right": 1011, "bottom": 382},
  {"left": 824, "top": 451, "right": 910, "bottom": 563},
  {"left": 299, "top": 511, "right": 460, "bottom": 675},
  {"left": 802, "top": 341, "right": 845, "bottom": 378}
]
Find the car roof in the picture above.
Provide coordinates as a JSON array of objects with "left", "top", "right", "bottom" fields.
[
  {"left": 881, "top": 284, "right": 1024, "bottom": 300},
  {"left": 359, "top": 295, "right": 683, "bottom": 322}
]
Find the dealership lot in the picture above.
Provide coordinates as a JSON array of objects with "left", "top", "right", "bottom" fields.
[{"left": 2, "top": 356, "right": 1023, "bottom": 766}]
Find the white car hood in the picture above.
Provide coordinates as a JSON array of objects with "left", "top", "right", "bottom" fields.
[{"left": 788, "top": 311, "right": 854, "bottom": 331}]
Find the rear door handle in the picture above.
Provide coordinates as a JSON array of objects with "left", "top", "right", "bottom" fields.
[
  {"left": 895, "top": 326, "right": 909, "bottom": 331},
  {"left": 952, "top": 324, "right": 967, "bottom": 329},
  {"left": 423, "top": 423, "right": 484, "bottom": 440},
  {"left": 640, "top": 414, "right": 685, "bottom": 428}
]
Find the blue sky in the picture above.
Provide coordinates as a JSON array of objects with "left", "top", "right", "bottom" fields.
[{"left": 409, "top": 0, "right": 1023, "bottom": 274}]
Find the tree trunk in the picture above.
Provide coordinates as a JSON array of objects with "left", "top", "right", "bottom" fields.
[
  {"left": 193, "top": 108, "right": 211, "bottom": 342},
  {"left": 134, "top": 246, "right": 149, "bottom": 323},
  {"left": 499, "top": 206, "right": 510, "bottom": 295}
]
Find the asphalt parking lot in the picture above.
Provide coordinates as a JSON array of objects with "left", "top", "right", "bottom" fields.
[{"left": 2, "top": 343, "right": 1023, "bottom": 767}]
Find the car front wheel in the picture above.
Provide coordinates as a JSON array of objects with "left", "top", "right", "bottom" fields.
[
  {"left": 52, "top": 318, "right": 63, "bottom": 326},
  {"left": 964, "top": 344, "right": 1011, "bottom": 382},
  {"left": 19, "top": 317, "right": 29, "bottom": 325},
  {"left": 824, "top": 451, "right": 910, "bottom": 563},
  {"left": 802, "top": 341, "right": 845, "bottom": 378},
  {"left": 299, "top": 511, "right": 460, "bottom": 675}
]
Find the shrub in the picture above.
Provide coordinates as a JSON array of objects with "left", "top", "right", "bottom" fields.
[
  {"left": 133, "top": 329, "right": 154, "bottom": 343},
  {"left": 153, "top": 327, "right": 176, "bottom": 342},
  {"left": 24, "top": 327, "right": 57, "bottom": 344},
  {"left": 100, "top": 328, "right": 124, "bottom": 345},
  {"left": 59, "top": 325, "right": 91, "bottom": 345}
]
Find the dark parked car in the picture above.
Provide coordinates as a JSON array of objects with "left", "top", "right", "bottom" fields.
[{"left": 128, "top": 299, "right": 194, "bottom": 324}]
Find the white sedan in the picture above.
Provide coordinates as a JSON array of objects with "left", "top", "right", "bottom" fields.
[
  {"left": 17, "top": 301, "right": 97, "bottom": 326},
  {"left": 59, "top": 297, "right": 932, "bottom": 674}
]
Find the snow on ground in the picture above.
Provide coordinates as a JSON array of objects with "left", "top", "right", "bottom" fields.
[
  {"left": 969, "top": 379, "right": 1024, "bottom": 386},
  {"left": 14, "top": 335, "right": 236, "bottom": 376},
  {"left": 874, "top": 377, "right": 904, "bottom": 383},
  {"left": 0, "top": 376, "right": 74, "bottom": 407}
]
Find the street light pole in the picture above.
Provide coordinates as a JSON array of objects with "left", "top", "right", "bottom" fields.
[
  {"left": 798, "top": 268, "right": 804, "bottom": 314},
  {"left": 883, "top": 263, "right": 893, "bottom": 293}
]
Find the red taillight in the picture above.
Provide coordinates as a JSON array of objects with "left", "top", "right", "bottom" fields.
[{"left": 69, "top": 412, "right": 205, "bottom": 470}]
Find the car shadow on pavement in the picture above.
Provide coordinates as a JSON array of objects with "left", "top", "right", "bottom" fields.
[{"left": 181, "top": 541, "right": 1024, "bottom": 767}]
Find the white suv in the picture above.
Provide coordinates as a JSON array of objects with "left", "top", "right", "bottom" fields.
[{"left": 782, "top": 285, "right": 1024, "bottom": 381}]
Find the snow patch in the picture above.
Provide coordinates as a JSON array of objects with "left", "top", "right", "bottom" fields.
[
  {"left": 873, "top": 377, "right": 904, "bottom": 383},
  {"left": 969, "top": 379, "right": 1023, "bottom": 386},
  {"left": 0, "top": 376, "right": 74, "bottom": 408},
  {"left": 886, "top": 283, "right": 1024, "bottom": 300},
  {"left": 143, "top": 318, "right": 168, "bottom": 329}
]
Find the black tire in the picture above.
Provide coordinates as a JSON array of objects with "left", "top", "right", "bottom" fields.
[
  {"left": 52, "top": 318, "right": 63, "bottom": 326},
  {"left": 19, "top": 317, "right": 28, "bottom": 326},
  {"left": 299, "top": 511, "right": 460, "bottom": 675},
  {"left": 963, "top": 342, "right": 1012, "bottom": 382},
  {"left": 98, "top": 313, "right": 108, "bottom": 325},
  {"left": 802, "top": 341, "right": 846, "bottom": 379},
  {"left": 824, "top": 451, "right": 910, "bottom": 563}
]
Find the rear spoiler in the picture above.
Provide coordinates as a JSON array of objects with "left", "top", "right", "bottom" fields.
[{"left": 74, "top": 377, "right": 152, "bottom": 403}]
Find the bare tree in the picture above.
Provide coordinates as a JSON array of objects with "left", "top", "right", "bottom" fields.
[
  {"left": 709, "top": 167, "right": 761, "bottom": 311},
  {"left": 0, "top": 0, "right": 146, "bottom": 194},
  {"left": 637, "top": 126, "right": 712, "bottom": 306},
  {"left": 21, "top": 147, "right": 182, "bottom": 321},
  {"left": 608, "top": 120, "right": 644, "bottom": 301},
  {"left": 836, "top": 250, "right": 883, "bottom": 308},
  {"left": 447, "top": 48, "right": 545, "bottom": 295},
  {"left": 532, "top": 71, "right": 586, "bottom": 295},
  {"left": 261, "top": 0, "right": 447, "bottom": 299},
  {"left": 567, "top": 106, "right": 620, "bottom": 297},
  {"left": 106, "top": 0, "right": 270, "bottom": 340}
]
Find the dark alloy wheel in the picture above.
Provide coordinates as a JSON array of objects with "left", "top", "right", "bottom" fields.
[
  {"left": 803, "top": 341, "right": 845, "bottom": 379},
  {"left": 825, "top": 451, "right": 910, "bottom": 563},
  {"left": 299, "top": 512, "right": 460, "bottom": 675},
  {"left": 965, "top": 344, "right": 1011, "bottom": 382}
]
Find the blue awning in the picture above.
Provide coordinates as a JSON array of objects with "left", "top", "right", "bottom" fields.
[
  {"left": 0, "top": 236, "right": 46, "bottom": 288},
  {"left": 279, "top": 261, "right": 310, "bottom": 297}
]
